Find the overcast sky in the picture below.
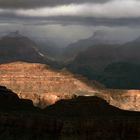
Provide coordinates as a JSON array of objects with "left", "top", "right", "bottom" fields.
[{"left": 0, "top": 0, "right": 140, "bottom": 47}]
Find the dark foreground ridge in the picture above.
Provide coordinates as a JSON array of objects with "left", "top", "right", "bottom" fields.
[{"left": 0, "top": 86, "right": 140, "bottom": 140}]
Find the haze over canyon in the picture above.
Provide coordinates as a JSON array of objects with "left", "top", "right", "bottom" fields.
[{"left": 0, "top": 0, "right": 140, "bottom": 139}]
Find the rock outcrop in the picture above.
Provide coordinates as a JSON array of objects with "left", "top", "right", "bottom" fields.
[
  {"left": 96, "top": 89, "right": 140, "bottom": 111},
  {"left": 0, "top": 86, "right": 35, "bottom": 111},
  {"left": 0, "top": 62, "right": 140, "bottom": 112},
  {"left": 44, "top": 96, "right": 140, "bottom": 140},
  {"left": 0, "top": 62, "right": 101, "bottom": 108},
  {"left": 0, "top": 62, "right": 140, "bottom": 111}
]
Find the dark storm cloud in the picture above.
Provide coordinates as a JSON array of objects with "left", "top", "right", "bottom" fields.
[
  {"left": 0, "top": 0, "right": 109, "bottom": 9},
  {"left": 1, "top": 12, "right": 140, "bottom": 28},
  {"left": 0, "top": 0, "right": 140, "bottom": 19},
  {"left": 0, "top": 0, "right": 140, "bottom": 29}
]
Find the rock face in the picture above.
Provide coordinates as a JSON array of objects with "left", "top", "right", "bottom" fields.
[
  {"left": 1, "top": 62, "right": 140, "bottom": 111},
  {"left": 96, "top": 89, "right": 140, "bottom": 111},
  {"left": 0, "top": 62, "right": 101, "bottom": 108}
]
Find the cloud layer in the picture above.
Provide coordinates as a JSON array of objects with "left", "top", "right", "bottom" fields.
[
  {"left": 0, "top": 0, "right": 140, "bottom": 19},
  {"left": 0, "top": 0, "right": 140, "bottom": 48},
  {"left": 0, "top": 0, "right": 108, "bottom": 9},
  {"left": 17, "top": 1, "right": 140, "bottom": 18}
]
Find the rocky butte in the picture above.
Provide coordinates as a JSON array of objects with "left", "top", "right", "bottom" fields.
[
  {"left": 0, "top": 62, "right": 101, "bottom": 108},
  {"left": 0, "top": 61, "right": 140, "bottom": 111}
]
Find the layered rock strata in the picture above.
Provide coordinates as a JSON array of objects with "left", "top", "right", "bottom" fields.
[
  {"left": 0, "top": 62, "right": 140, "bottom": 112},
  {"left": 0, "top": 62, "right": 100, "bottom": 108}
]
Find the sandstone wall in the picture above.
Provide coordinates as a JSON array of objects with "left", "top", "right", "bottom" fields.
[
  {"left": 0, "top": 62, "right": 97, "bottom": 108},
  {"left": 95, "top": 89, "right": 140, "bottom": 111},
  {"left": 0, "top": 62, "right": 140, "bottom": 111}
]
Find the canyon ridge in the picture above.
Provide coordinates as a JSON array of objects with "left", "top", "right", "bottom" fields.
[{"left": 0, "top": 62, "right": 140, "bottom": 111}]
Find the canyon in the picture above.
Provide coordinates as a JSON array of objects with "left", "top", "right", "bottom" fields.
[{"left": 0, "top": 62, "right": 140, "bottom": 111}]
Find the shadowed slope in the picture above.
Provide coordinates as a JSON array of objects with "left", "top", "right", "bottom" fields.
[
  {"left": 0, "top": 86, "right": 36, "bottom": 111},
  {"left": 0, "top": 86, "right": 140, "bottom": 140},
  {"left": 45, "top": 96, "right": 139, "bottom": 118}
]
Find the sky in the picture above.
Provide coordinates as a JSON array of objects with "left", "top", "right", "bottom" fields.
[{"left": 0, "top": 0, "right": 140, "bottom": 47}]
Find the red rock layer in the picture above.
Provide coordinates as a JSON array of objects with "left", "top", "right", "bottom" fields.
[{"left": 0, "top": 62, "right": 100, "bottom": 108}]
